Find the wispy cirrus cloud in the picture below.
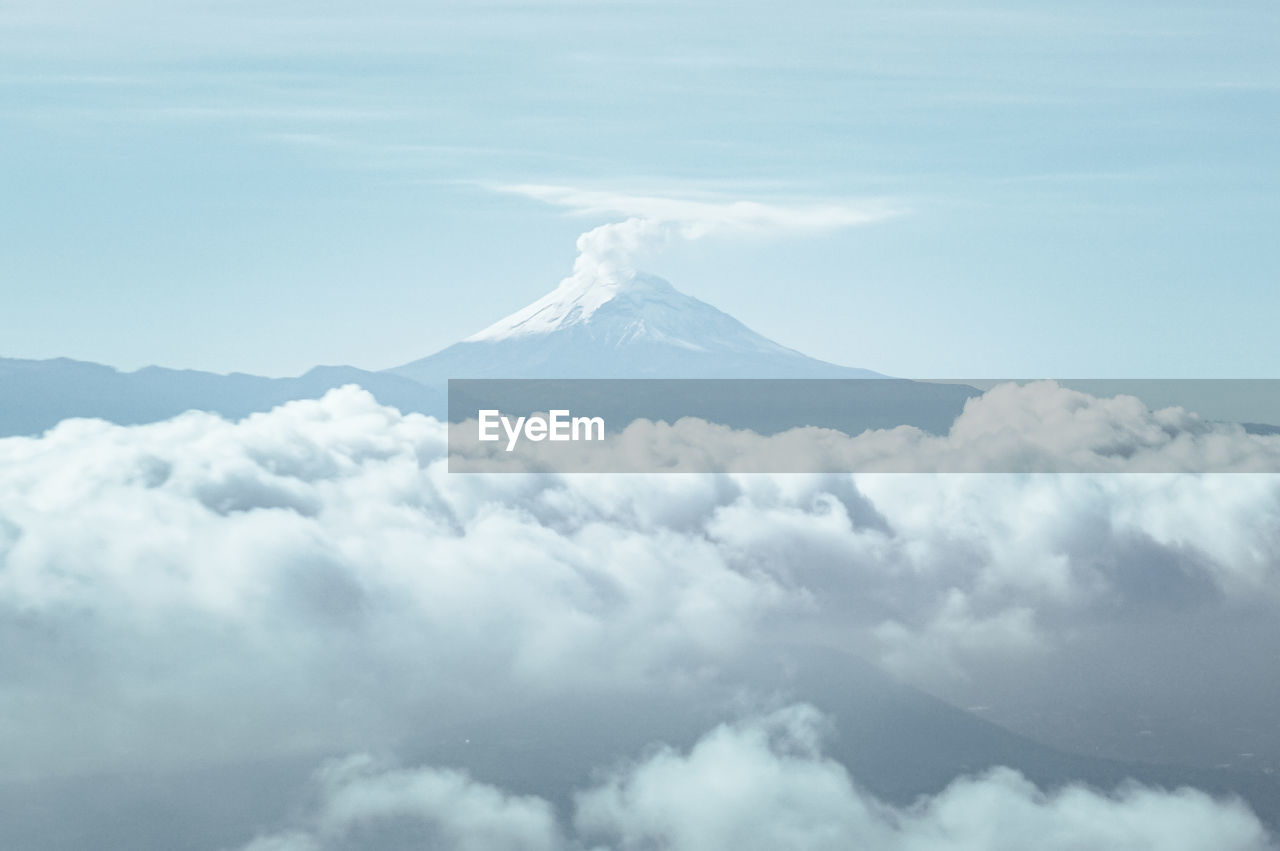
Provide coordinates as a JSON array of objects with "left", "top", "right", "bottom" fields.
[{"left": 495, "top": 183, "right": 903, "bottom": 236}]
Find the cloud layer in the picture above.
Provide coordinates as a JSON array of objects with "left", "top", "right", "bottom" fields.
[{"left": 2, "top": 386, "right": 1280, "bottom": 844}]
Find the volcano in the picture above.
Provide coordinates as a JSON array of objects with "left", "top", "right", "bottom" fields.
[{"left": 388, "top": 270, "right": 882, "bottom": 382}]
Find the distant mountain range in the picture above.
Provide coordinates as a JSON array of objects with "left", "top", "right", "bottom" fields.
[
  {"left": 0, "top": 358, "right": 442, "bottom": 438},
  {"left": 6, "top": 274, "right": 1278, "bottom": 440},
  {"left": 0, "top": 271, "right": 887, "bottom": 437}
]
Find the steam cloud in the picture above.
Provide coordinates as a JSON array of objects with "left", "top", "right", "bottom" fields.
[{"left": 497, "top": 184, "right": 901, "bottom": 286}]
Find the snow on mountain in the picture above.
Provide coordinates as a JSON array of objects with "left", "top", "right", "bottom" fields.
[
  {"left": 392, "top": 270, "right": 881, "bottom": 381},
  {"left": 464, "top": 269, "right": 768, "bottom": 352}
]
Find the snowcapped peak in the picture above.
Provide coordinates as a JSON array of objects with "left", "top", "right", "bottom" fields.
[
  {"left": 395, "top": 265, "right": 884, "bottom": 381},
  {"left": 465, "top": 269, "right": 677, "bottom": 342}
]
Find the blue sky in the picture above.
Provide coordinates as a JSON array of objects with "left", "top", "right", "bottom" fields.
[{"left": 2, "top": 0, "right": 1277, "bottom": 377}]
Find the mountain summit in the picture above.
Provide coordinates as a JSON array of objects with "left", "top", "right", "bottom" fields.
[{"left": 391, "top": 271, "right": 881, "bottom": 381}]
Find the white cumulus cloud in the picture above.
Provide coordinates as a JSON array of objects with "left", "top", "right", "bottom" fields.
[{"left": 232, "top": 706, "right": 1276, "bottom": 851}]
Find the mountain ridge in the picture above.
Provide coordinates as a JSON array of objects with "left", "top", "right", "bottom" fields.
[{"left": 0, "top": 270, "right": 881, "bottom": 436}]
